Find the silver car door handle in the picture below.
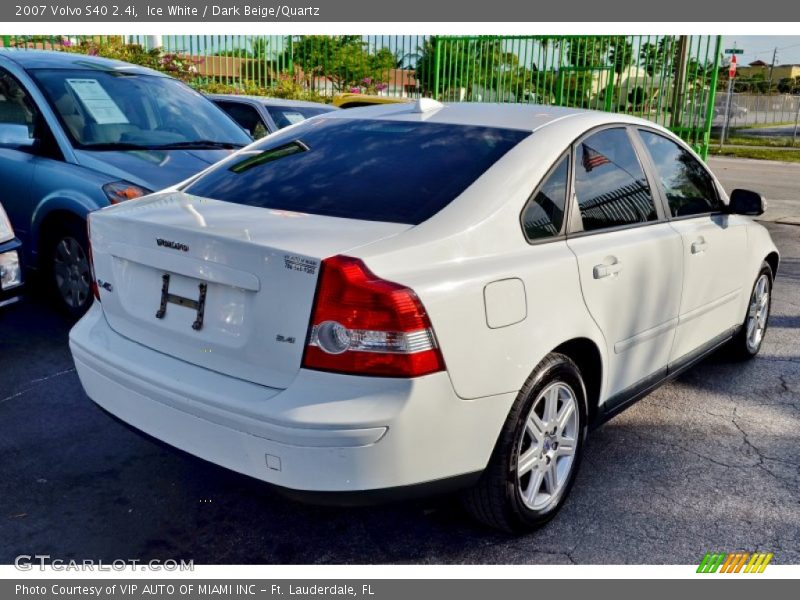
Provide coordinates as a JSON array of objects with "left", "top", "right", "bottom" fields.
[
  {"left": 691, "top": 240, "right": 708, "bottom": 254},
  {"left": 593, "top": 261, "right": 623, "bottom": 279}
]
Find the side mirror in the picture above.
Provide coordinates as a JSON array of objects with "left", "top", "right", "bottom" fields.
[
  {"left": 0, "top": 123, "right": 36, "bottom": 149},
  {"left": 728, "top": 189, "right": 766, "bottom": 216}
]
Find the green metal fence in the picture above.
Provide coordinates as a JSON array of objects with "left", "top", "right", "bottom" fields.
[
  {"left": 0, "top": 34, "right": 721, "bottom": 157},
  {"left": 428, "top": 35, "right": 721, "bottom": 157}
]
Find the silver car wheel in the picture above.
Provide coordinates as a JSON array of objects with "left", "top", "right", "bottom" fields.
[
  {"left": 746, "top": 273, "right": 770, "bottom": 353},
  {"left": 53, "top": 236, "right": 91, "bottom": 309},
  {"left": 516, "top": 381, "right": 579, "bottom": 511}
]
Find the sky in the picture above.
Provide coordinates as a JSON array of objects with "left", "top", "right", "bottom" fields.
[{"left": 721, "top": 36, "right": 800, "bottom": 65}]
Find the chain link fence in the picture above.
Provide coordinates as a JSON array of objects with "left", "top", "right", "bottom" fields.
[{"left": 713, "top": 92, "right": 800, "bottom": 127}]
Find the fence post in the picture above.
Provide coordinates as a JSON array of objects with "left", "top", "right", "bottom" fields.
[
  {"left": 669, "top": 36, "right": 690, "bottom": 130},
  {"left": 287, "top": 36, "right": 294, "bottom": 76},
  {"left": 700, "top": 35, "right": 721, "bottom": 160},
  {"left": 604, "top": 68, "right": 615, "bottom": 112},
  {"left": 433, "top": 36, "right": 442, "bottom": 100}
]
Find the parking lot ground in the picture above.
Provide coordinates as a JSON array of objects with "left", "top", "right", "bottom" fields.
[
  {"left": 1, "top": 228, "right": 798, "bottom": 565},
  {"left": 709, "top": 156, "right": 800, "bottom": 224}
]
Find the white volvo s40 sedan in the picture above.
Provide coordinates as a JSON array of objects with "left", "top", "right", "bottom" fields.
[{"left": 69, "top": 101, "right": 779, "bottom": 531}]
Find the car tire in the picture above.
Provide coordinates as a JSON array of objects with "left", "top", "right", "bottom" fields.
[
  {"left": 729, "top": 261, "right": 773, "bottom": 360},
  {"left": 44, "top": 219, "right": 93, "bottom": 319},
  {"left": 462, "top": 352, "right": 587, "bottom": 533}
]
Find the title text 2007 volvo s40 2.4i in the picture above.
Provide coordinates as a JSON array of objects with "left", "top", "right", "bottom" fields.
[{"left": 69, "top": 101, "right": 779, "bottom": 532}]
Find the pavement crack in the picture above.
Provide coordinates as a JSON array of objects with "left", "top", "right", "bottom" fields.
[
  {"left": 0, "top": 368, "right": 76, "bottom": 405},
  {"left": 730, "top": 405, "right": 800, "bottom": 490},
  {"left": 731, "top": 406, "right": 764, "bottom": 463}
]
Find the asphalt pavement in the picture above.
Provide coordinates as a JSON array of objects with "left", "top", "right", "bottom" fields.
[
  {"left": 709, "top": 156, "right": 800, "bottom": 225},
  {"left": 1, "top": 162, "right": 798, "bottom": 565}
]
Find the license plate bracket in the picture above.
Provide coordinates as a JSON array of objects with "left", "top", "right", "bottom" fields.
[{"left": 155, "top": 273, "right": 207, "bottom": 330}]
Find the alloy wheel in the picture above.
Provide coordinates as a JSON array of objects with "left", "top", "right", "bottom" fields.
[
  {"left": 746, "top": 273, "right": 770, "bottom": 353},
  {"left": 53, "top": 236, "right": 91, "bottom": 309},
  {"left": 516, "top": 381, "right": 579, "bottom": 511}
]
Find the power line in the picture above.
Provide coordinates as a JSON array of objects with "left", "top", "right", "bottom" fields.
[{"left": 744, "top": 41, "right": 800, "bottom": 56}]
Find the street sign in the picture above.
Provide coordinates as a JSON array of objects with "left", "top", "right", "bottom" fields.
[
  {"left": 724, "top": 48, "right": 744, "bottom": 54},
  {"left": 729, "top": 54, "right": 737, "bottom": 78}
]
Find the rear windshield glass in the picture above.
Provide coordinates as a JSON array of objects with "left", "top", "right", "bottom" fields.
[{"left": 183, "top": 118, "right": 529, "bottom": 224}]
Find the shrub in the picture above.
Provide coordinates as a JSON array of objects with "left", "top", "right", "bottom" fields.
[
  {"left": 61, "top": 37, "right": 201, "bottom": 81},
  {"left": 57, "top": 39, "right": 330, "bottom": 103},
  {"left": 191, "top": 76, "right": 330, "bottom": 104}
]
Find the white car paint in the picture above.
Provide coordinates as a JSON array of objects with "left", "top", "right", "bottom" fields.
[
  {"left": 566, "top": 223, "right": 684, "bottom": 397},
  {"left": 668, "top": 214, "right": 749, "bottom": 362},
  {"left": 69, "top": 102, "right": 779, "bottom": 500}
]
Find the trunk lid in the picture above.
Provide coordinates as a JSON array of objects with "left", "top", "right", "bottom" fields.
[{"left": 89, "top": 191, "right": 410, "bottom": 388}]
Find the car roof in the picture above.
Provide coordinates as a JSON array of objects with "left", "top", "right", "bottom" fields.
[
  {"left": 207, "top": 94, "right": 337, "bottom": 110},
  {"left": 322, "top": 101, "right": 669, "bottom": 135},
  {"left": 0, "top": 49, "right": 166, "bottom": 76}
]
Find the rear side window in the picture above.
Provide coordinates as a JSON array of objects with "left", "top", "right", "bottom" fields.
[
  {"left": 184, "top": 118, "right": 528, "bottom": 225},
  {"left": 574, "top": 128, "right": 657, "bottom": 232},
  {"left": 265, "top": 105, "right": 334, "bottom": 130},
  {"left": 521, "top": 155, "right": 569, "bottom": 240},
  {"left": 638, "top": 130, "right": 721, "bottom": 217}
]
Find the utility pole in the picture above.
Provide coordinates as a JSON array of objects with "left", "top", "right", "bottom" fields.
[
  {"left": 767, "top": 47, "right": 778, "bottom": 91},
  {"left": 766, "top": 47, "right": 778, "bottom": 125}
]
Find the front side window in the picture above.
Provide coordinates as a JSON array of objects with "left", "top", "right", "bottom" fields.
[
  {"left": 184, "top": 118, "right": 529, "bottom": 225},
  {"left": 574, "top": 128, "right": 657, "bottom": 232},
  {"left": 521, "top": 155, "right": 569, "bottom": 241},
  {"left": 30, "top": 69, "right": 251, "bottom": 148},
  {"left": 638, "top": 130, "right": 721, "bottom": 217},
  {"left": 216, "top": 101, "right": 268, "bottom": 139},
  {"left": 0, "top": 71, "right": 36, "bottom": 132}
]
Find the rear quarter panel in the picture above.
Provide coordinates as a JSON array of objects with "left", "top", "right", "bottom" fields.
[
  {"left": 388, "top": 242, "right": 605, "bottom": 401},
  {"left": 357, "top": 124, "right": 608, "bottom": 402}
]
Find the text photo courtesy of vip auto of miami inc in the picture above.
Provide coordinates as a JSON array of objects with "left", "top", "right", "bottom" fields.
[{"left": 0, "top": 3, "right": 799, "bottom": 591}]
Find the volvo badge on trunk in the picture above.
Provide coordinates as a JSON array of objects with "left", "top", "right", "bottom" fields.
[{"left": 156, "top": 238, "right": 189, "bottom": 252}]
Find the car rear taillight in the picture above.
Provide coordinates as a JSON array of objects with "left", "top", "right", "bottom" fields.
[
  {"left": 87, "top": 216, "right": 99, "bottom": 302},
  {"left": 302, "top": 256, "right": 445, "bottom": 378}
]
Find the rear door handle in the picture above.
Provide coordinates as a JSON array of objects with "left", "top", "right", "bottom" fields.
[
  {"left": 593, "top": 261, "right": 623, "bottom": 279},
  {"left": 691, "top": 240, "right": 708, "bottom": 254}
]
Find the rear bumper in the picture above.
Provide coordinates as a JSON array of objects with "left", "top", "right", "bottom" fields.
[{"left": 69, "top": 304, "right": 515, "bottom": 495}]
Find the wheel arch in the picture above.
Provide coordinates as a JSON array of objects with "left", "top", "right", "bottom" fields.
[
  {"left": 765, "top": 251, "right": 779, "bottom": 278},
  {"left": 552, "top": 337, "right": 603, "bottom": 425},
  {"left": 36, "top": 209, "right": 89, "bottom": 268}
]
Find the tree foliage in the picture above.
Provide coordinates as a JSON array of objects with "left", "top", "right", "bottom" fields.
[{"left": 285, "top": 36, "right": 396, "bottom": 93}]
